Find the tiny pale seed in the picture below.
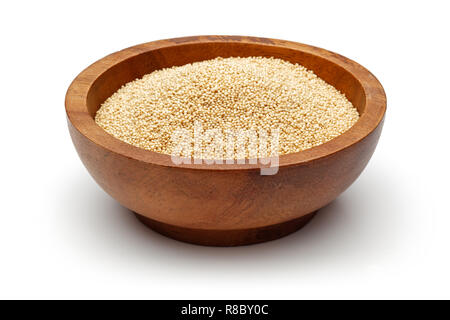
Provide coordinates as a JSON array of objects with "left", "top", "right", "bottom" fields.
[{"left": 95, "top": 56, "right": 359, "bottom": 159}]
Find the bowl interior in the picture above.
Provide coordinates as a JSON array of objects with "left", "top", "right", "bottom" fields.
[{"left": 86, "top": 42, "right": 366, "bottom": 118}]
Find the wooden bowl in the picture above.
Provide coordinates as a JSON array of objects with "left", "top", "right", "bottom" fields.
[{"left": 65, "top": 36, "right": 386, "bottom": 246}]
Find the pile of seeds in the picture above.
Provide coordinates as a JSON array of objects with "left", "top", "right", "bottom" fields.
[{"left": 95, "top": 56, "right": 359, "bottom": 158}]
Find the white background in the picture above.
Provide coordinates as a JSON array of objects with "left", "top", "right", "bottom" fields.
[{"left": 1, "top": 0, "right": 449, "bottom": 299}]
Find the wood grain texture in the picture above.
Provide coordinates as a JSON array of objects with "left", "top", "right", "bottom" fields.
[{"left": 65, "top": 36, "right": 386, "bottom": 246}]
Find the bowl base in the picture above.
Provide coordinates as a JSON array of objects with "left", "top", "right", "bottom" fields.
[{"left": 134, "top": 211, "right": 318, "bottom": 246}]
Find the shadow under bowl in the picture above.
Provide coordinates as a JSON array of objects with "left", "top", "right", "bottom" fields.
[{"left": 65, "top": 36, "right": 386, "bottom": 246}]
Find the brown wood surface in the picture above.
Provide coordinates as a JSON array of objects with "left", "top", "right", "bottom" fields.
[{"left": 65, "top": 36, "right": 386, "bottom": 246}]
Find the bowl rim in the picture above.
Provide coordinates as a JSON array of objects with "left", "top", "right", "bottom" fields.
[{"left": 65, "top": 35, "right": 386, "bottom": 171}]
